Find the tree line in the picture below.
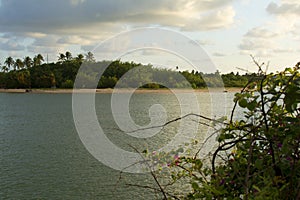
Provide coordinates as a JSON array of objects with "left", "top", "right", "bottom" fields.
[{"left": 0, "top": 51, "right": 257, "bottom": 89}]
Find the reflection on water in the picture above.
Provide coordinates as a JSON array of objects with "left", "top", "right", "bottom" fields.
[{"left": 0, "top": 92, "right": 237, "bottom": 199}]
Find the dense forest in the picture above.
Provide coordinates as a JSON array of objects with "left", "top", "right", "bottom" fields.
[{"left": 0, "top": 51, "right": 258, "bottom": 89}]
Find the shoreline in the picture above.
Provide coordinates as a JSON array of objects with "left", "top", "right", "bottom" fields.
[{"left": 0, "top": 88, "right": 242, "bottom": 94}]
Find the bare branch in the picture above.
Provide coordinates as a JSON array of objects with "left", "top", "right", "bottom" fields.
[
  {"left": 125, "top": 183, "right": 180, "bottom": 200},
  {"left": 193, "top": 128, "right": 221, "bottom": 159},
  {"left": 122, "top": 113, "right": 227, "bottom": 134},
  {"left": 127, "top": 144, "right": 169, "bottom": 200}
]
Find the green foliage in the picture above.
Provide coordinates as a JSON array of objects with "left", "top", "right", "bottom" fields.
[
  {"left": 181, "top": 71, "right": 206, "bottom": 88},
  {"left": 1, "top": 53, "right": 258, "bottom": 89},
  {"left": 16, "top": 70, "right": 31, "bottom": 88},
  {"left": 157, "top": 63, "right": 300, "bottom": 199},
  {"left": 98, "top": 76, "right": 118, "bottom": 88},
  {"left": 61, "top": 79, "right": 74, "bottom": 89},
  {"left": 221, "top": 72, "right": 250, "bottom": 87},
  {"left": 0, "top": 72, "right": 5, "bottom": 88}
]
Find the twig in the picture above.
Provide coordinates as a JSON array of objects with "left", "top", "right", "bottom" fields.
[
  {"left": 193, "top": 128, "right": 221, "bottom": 159},
  {"left": 123, "top": 113, "right": 227, "bottom": 134},
  {"left": 230, "top": 74, "right": 259, "bottom": 123},
  {"left": 212, "top": 137, "right": 249, "bottom": 174},
  {"left": 244, "top": 135, "right": 255, "bottom": 200},
  {"left": 125, "top": 183, "right": 180, "bottom": 200},
  {"left": 250, "top": 55, "right": 263, "bottom": 73},
  {"left": 128, "top": 144, "right": 169, "bottom": 200}
]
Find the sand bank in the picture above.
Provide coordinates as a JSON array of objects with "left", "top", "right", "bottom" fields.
[{"left": 0, "top": 87, "right": 242, "bottom": 94}]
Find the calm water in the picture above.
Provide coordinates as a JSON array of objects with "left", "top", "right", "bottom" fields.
[{"left": 0, "top": 92, "right": 236, "bottom": 199}]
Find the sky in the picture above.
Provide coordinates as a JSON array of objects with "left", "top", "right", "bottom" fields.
[{"left": 0, "top": 0, "right": 299, "bottom": 73}]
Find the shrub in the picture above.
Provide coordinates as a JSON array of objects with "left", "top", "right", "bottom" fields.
[{"left": 150, "top": 62, "right": 300, "bottom": 199}]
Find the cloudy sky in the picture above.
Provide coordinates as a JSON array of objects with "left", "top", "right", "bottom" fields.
[{"left": 0, "top": 0, "right": 299, "bottom": 73}]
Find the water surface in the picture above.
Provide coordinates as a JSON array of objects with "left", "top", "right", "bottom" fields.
[{"left": 0, "top": 92, "right": 236, "bottom": 199}]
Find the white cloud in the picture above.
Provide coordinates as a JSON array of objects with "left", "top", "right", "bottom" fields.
[
  {"left": 239, "top": 35, "right": 276, "bottom": 58},
  {"left": 257, "top": 0, "right": 300, "bottom": 59},
  {"left": 57, "top": 35, "right": 92, "bottom": 45},
  {"left": 239, "top": 21, "right": 285, "bottom": 59},
  {"left": 182, "top": 6, "right": 235, "bottom": 31},
  {"left": 245, "top": 27, "right": 278, "bottom": 38},
  {"left": 25, "top": 32, "right": 47, "bottom": 38}
]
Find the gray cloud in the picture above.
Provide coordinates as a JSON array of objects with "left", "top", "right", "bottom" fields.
[
  {"left": 0, "top": 0, "right": 236, "bottom": 62},
  {"left": 245, "top": 27, "right": 278, "bottom": 38},
  {"left": 81, "top": 44, "right": 95, "bottom": 52},
  {"left": 273, "top": 48, "right": 295, "bottom": 53},
  {"left": 191, "top": 39, "right": 215, "bottom": 46},
  {"left": 31, "top": 35, "right": 59, "bottom": 47},
  {"left": 0, "top": 40, "right": 25, "bottom": 51},
  {"left": 0, "top": 34, "right": 26, "bottom": 51},
  {"left": 0, "top": 0, "right": 235, "bottom": 35},
  {"left": 26, "top": 35, "right": 67, "bottom": 55},
  {"left": 267, "top": 1, "right": 300, "bottom": 16},
  {"left": 239, "top": 38, "right": 274, "bottom": 51},
  {"left": 213, "top": 52, "right": 226, "bottom": 57},
  {"left": 239, "top": 24, "right": 280, "bottom": 58}
]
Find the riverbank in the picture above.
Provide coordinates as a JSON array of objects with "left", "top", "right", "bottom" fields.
[{"left": 0, "top": 87, "right": 243, "bottom": 94}]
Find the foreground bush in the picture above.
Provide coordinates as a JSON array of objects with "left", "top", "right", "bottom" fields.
[{"left": 148, "top": 62, "right": 300, "bottom": 199}]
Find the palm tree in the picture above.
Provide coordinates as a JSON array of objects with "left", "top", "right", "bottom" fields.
[
  {"left": 36, "top": 54, "right": 44, "bottom": 65},
  {"left": 65, "top": 51, "right": 72, "bottom": 61},
  {"left": 33, "top": 54, "right": 44, "bottom": 66},
  {"left": 14, "top": 59, "right": 24, "bottom": 70},
  {"left": 58, "top": 53, "right": 66, "bottom": 63},
  {"left": 76, "top": 54, "right": 84, "bottom": 63},
  {"left": 4, "top": 56, "right": 14, "bottom": 70},
  {"left": 24, "top": 56, "right": 32, "bottom": 68},
  {"left": 33, "top": 57, "right": 38, "bottom": 67},
  {"left": 85, "top": 51, "right": 95, "bottom": 62},
  {"left": 2, "top": 65, "right": 9, "bottom": 72}
]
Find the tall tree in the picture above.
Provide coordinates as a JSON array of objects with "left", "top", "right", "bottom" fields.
[
  {"left": 85, "top": 51, "right": 95, "bottom": 62},
  {"left": 76, "top": 54, "right": 84, "bottom": 63},
  {"left": 14, "top": 59, "right": 24, "bottom": 70},
  {"left": 65, "top": 51, "right": 72, "bottom": 61},
  {"left": 24, "top": 56, "right": 32, "bottom": 68},
  {"left": 33, "top": 54, "right": 44, "bottom": 66},
  {"left": 2, "top": 65, "right": 9, "bottom": 72},
  {"left": 4, "top": 56, "right": 14, "bottom": 70},
  {"left": 33, "top": 57, "right": 39, "bottom": 67},
  {"left": 36, "top": 54, "right": 44, "bottom": 64},
  {"left": 58, "top": 53, "right": 66, "bottom": 63}
]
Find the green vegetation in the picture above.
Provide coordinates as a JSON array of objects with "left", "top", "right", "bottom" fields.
[
  {"left": 140, "top": 62, "right": 300, "bottom": 199},
  {"left": 0, "top": 51, "right": 255, "bottom": 89}
]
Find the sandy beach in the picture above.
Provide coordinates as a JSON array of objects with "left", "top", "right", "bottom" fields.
[{"left": 0, "top": 88, "right": 242, "bottom": 94}]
